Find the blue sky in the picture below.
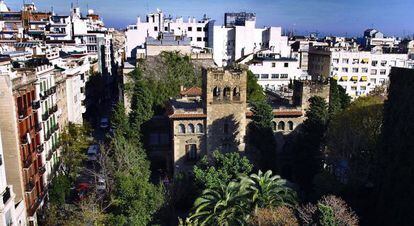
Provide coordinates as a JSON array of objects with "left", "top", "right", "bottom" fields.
[{"left": 7, "top": 0, "right": 414, "bottom": 37}]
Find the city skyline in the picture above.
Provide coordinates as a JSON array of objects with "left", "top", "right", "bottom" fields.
[{"left": 6, "top": 0, "right": 414, "bottom": 37}]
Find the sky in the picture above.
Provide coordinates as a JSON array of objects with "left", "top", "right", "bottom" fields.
[{"left": 6, "top": 0, "right": 414, "bottom": 37}]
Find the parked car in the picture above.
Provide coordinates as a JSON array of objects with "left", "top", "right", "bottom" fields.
[
  {"left": 87, "top": 144, "right": 99, "bottom": 161},
  {"left": 96, "top": 177, "right": 106, "bottom": 192},
  {"left": 100, "top": 117, "right": 109, "bottom": 129},
  {"left": 75, "top": 182, "right": 90, "bottom": 202}
]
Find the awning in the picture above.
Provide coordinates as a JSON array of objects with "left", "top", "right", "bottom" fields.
[
  {"left": 340, "top": 76, "right": 348, "bottom": 81},
  {"left": 351, "top": 76, "right": 358, "bottom": 81},
  {"left": 361, "top": 58, "right": 369, "bottom": 63},
  {"left": 361, "top": 76, "right": 368, "bottom": 81},
  {"left": 333, "top": 75, "right": 338, "bottom": 80}
]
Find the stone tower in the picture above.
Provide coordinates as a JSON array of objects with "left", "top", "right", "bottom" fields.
[{"left": 202, "top": 67, "right": 247, "bottom": 154}]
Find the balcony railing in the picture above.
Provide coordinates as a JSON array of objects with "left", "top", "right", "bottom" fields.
[
  {"left": 18, "top": 107, "right": 28, "bottom": 120},
  {"left": 36, "top": 144, "right": 44, "bottom": 154},
  {"left": 2, "top": 187, "right": 11, "bottom": 205},
  {"left": 35, "top": 123, "right": 42, "bottom": 133},
  {"left": 21, "top": 136, "right": 29, "bottom": 145},
  {"left": 42, "top": 112, "right": 50, "bottom": 121},
  {"left": 44, "top": 131, "right": 52, "bottom": 141},
  {"left": 50, "top": 105, "right": 58, "bottom": 114},
  {"left": 25, "top": 181, "right": 35, "bottom": 193},
  {"left": 32, "top": 101, "right": 40, "bottom": 109},
  {"left": 39, "top": 93, "right": 47, "bottom": 101},
  {"left": 46, "top": 151, "right": 53, "bottom": 161},
  {"left": 23, "top": 157, "right": 32, "bottom": 169},
  {"left": 38, "top": 166, "right": 46, "bottom": 175},
  {"left": 51, "top": 123, "right": 59, "bottom": 133},
  {"left": 50, "top": 86, "right": 56, "bottom": 94}
]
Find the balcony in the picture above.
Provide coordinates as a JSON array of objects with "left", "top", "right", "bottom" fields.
[
  {"left": 50, "top": 105, "right": 58, "bottom": 114},
  {"left": 38, "top": 166, "right": 46, "bottom": 175},
  {"left": 18, "top": 107, "right": 28, "bottom": 120},
  {"left": 50, "top": 86, "right": 56, "bottom": 94},
  {"left": 25, "top": 181, "right": 35, "bottom": 193},
  {"left": 23, "top": 157, "right": 32, "bottom": 169},
  {"left": 32, "top": 101, "right": 40, "bottom": 110},
  {"left": 21, "top": 135, "right": 29, "bottom": 145},
  {"left": 51, "top": 123, "right": 59, "bottom": 133},
  {"left": 2, "top": 186, "right": 11, "bottom": 205},
  {"left": 46, "top": 151, "right": 53, "bottom": 161},
  {"left": 35, "top": 123, "right": 42, "bottom": 133},
  {"left": 44, "top": 131, "right": 51, "bottom": 141},
  {"left": 39, "top": 93, "right": 47, "bottom": 101},
  {"left": 42, "top": 111, "right": 50, "bottom": 121},
  {"left": 36, "top": 144, "right": 44, "bottom": 154}
]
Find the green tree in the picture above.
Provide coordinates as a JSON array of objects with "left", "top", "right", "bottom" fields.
[
  {"left": 193, "top": 150, "right": 253, "bottom": 190},
  {"left": 240, "top": 170, "right": 297, "bottom": 211},
  {"left": 247, "top": 70, "right": 266, "bottom": 102},
  {"left": 329, "top": 78, "right": 351, "bottom": 116},
  {"left": 48, "top": 175, "right": 71, "bottom": 205},
  {"left": 60, "top": 123, "right": 91, "bottom": 181},
  {"left": 129, "top": 79, "right": 154, "bottom": 133},
  {"left": 189, "top": 181, "right": 250, "bottom": 225},
  {"left": 291, "top": 96, "right": 329, "bottom": 193},
  {"left": 318, "top": 204, "right": 337, "bottom": 226},
  {"left": 247, "top": 101, "right": 277, "bottom": 170}
]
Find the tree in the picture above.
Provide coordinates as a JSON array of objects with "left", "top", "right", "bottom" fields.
[
  {"left": 247, "top": 70, "right": 266, "bottom": 102},
  {"left": 48, "top": 175, "right": 71, "bottom": 205},
  {"left": 247, "top": 101, "right": 277, "bottom": 171},
  {"left": 240, "top": 170, "right": 297, "bottom": 211},
  {"left": 291, "top": 96, "right": 329, "bottom": 194},
  {"left": 297, "top": 195, "right": 359, "bottom": 226},
  {"left": 193, "top": 150, "right": 253, "bottom": 190},
  {"left": 60, "top": 123, "right": 91, "bottom": 181},
  {"left": 329, "top": 78, "right": 351, "bottom": 116},
  {"left": 189, "top": 181, "right": 250, "bottom": 225},
  {"left": 129, "top": 79, "right": 154, "bottom": 133},
  {"left": 326, "top": 96, "right": 383, "bottom": 187},
  {"left": 248, "top": 206, "right": 299, "bottom": 226}
]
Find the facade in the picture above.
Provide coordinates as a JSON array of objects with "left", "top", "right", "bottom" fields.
[
  {"left": 46, "top": 15, "right": 72, "bottom": 41},
  {"left": 211, "top": 13, "right": 291, "bottom": 67},
  {"left": 247, "top": 52, "right": 304, "bottom": 91},
  {"left": 308, "top": 46, "right": 408, "bottom": 97},
  {"left": 55, "top": 72, "right": 68, "bottom": 130},
  {"left": 125, "top": 9, "right": 212, "bottom": 59},
  {"left": 145, "top": 33, "right": 192, "bottom": 57}
]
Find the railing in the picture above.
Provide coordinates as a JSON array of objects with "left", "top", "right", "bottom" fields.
[
  {"left": 40, "top": 93, "right": 47, "bottom": 100},
  {"left": 23, "top": 156, "right": 32, "bottom": 169},
  {"left": 25, "top": 181, "right": 35, "bottom": 193},
  {"left": 50, "top": 105, "right": 58, "bottom": 114},
  {"left": 36, "top": 144, "right": 44, "bottom": 154},
  {"left": 35, "top": 123, "right": 42, "bottom": 133},
  {"left": 51, "top": 123, "right": 59, "bottom": 133},
  {"left": 2, "top": 187, "right": 11, "bottom": 205},
  {"left": 38, "top": 166, "right": 46, "bottom": 175},
  {"left": 50, "top": 86, "right": 56, "bottom": 94},
  {"left": 21, "top": 136, "right": 29, "bottom": 145},
  {"left": 32, "top": 101, "right": 40, "bottom": 109},
  {"left": 44, "top": 131, "right": 51, "bottom": 141},
  {"left": 46, "top": 151, "right": 53, "bottom": 161}
]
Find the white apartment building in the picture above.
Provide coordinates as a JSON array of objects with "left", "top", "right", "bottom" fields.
[
  {"left": 211, "top": 13, "right": 291, "bottom": 67},
  {"left": 125, "top": 9, "right": 212, "bottom": 59},
  {"left": 34, "top": 65, "right": 60, "bottom": 186},
  {"left": 309, "top": 46, "right": 408, "bottom": 97},
  {"left": 246, "top": 52, "right": 304, "bottom": 91},
  {"left": 0, "top": 131, "right": 27, "bottom": 226},
  {"left": 47, "top": 15, "right": 72, "bottom": 41}
]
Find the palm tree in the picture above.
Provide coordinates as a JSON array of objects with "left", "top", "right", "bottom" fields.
[
  {"left": 240, "top": 170, "right": 297, "bottom": 212},
  {"left": 188, "top": 181, "right": 250, "bottom": 225}
]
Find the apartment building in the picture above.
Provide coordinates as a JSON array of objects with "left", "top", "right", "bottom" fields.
[
  {"left": 125, "top": 9, "right": 212, "bottom": 59},
  {"left": 246, "top": 52, "right": 304, "bottom": 91},
  {"left": 0, "top": 1, "right": 23, "bottom": 41},
  {"left": 308, "top": 46, "right": 408, "bottom": 97},
  {"left": 46, "top": 15, "right": 72, "bottom": 41},
  {"left": 0, "top": 65, "right": 45, "bottom": 226},
  {"left": 211, "top": 12, "right": 291, "bottom": 67}
]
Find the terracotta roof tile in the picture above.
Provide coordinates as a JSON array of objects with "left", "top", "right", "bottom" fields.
[{"left": 180, "top": 87, "right": 202, "bottom": 97}]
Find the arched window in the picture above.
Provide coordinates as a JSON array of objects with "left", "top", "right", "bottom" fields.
[
  {"left": 288, "top": 121, "right": 294, "bottom": 131},
  {"left": 213, "top": 87, "right": 221, "bottom": 100},
  {"left": 223, "top": 87, "right": 231, "bottom": 100},
  {"left": 233, "top": 87, "right": 240, "bottom": 101},
  {"left": 187, "top": 124, "right": 195, "bottom": 133},
  {"left": 178, "top": 124, "right": 186, "bottom": 134},
  {"left": 196, "top": 123, "right": 204, "bottom": 133},
  {"left": 272, "top": 121, "right": 277, "bottom": 131},
  {"left": 277, "top": 121, "right": 285, "bottom": 131}
]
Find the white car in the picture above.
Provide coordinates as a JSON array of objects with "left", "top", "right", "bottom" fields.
[
  {"left": 87, "top": 144, "right": 99, "bottom": 161},
  {"left": 100, "top": 117, "right": 109, "bottom": 129},
  {"left": 96, "top": 177, "right": 106, "bottom": 192}
]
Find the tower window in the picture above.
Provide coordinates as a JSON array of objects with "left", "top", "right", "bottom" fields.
[
  {"left": 178, "top": 124, "right": 186, "bottom": 134},
  {"left": 272, "top": 121, "right": 277, "bottom": 131},
  {"left": 196, "top": 123, "right": 204, "bottom": 133},
  {"left": 223, "top": 87, "right": 231, "bottom": 101},
  {"left": 187, "top": 124, "right": 195, "bottom": 133},
  {"left": 288, "top": 121, "right": 294, "bottom": 131},
  {"left": 233, "top": 87, "right": 240, "bottom": 101},
  {"left": 213, "top": 87, "right": 221, "bottom": 101},
  {"left": 186, "top": 144, "right": 197, "bottom": 161},
  {"left": 277, "top": 121, "right": 285, "bottom": 131}
]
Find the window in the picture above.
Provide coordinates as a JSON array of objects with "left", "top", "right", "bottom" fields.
[
  {"left": 333, "top": 67, "right": 339, "bottom": 71},
  {"left": 277, "top": 122, "right": 285, "bottom": 131},
  {"left": 186, "top": 144, "right": 197, "bottom": 161},
  {"left": 223, "top": 87, "right": 231, "bottom": 100},
  {"left": 187, "top": 124, "right": 195, "bottom": 133},
  {"left": 233, "top": 87, "right": 240, "bottom": 101},
  {"left": 370, "top": 78, "right": 376, "bottom": 84},
  {"left": 164, "top": 26, "right": 168, "bottom": 31},
  {"left": 371, "top": 69, "right": 377, "bottom": 75},
  {"left": 154, "top": 26, "right": 158, "bottom": 31},
  {"left": 352, "top": 59, "right": 359, "bottom": 64},
  {"left": 288, "top": 121, "right": 294, "bottom": 131},
  {"left": 271, "top": 74, "right": 279, "bottom": 79},
  {"left": 381, "top": 60, "right": 387, "bottom": 66},
  {"left": 178, "top": 124, "right": 185, "bottom": 134},
  {"left": 280, "top": 74, "right": 288, "bottom": 79},
  {"left": 362, "top": 68, "right": 368, "bottom": 73},
  {"left": 188, "top": 27, "right": 192, "bottom": 31},
  {"left": 197, "top": 27, "right": 202, "bottom": 32},
  {"left": 351, "top": 86, "right": 357, "bottom": 91},
  {"left": 196, "top": 123, "right": 203, "bottom": 133},
  {"left": 284, "top": 63, "right": 289, "bottom": 67},
  {"left": 342, "top": 58, "right": 349, "bottom": 64},
  {"left": 272, "top": 62, "right": 276, "bottom": 68},
  {"left": 203, "top": 37, "right": 208, "bottom": 42},
  {"left": 380, "top": 69, "right": 386, "bottom": 75},
  {"left": 254, "top": 74, "right": 260, "bottom": 79},
  {"left": 342, "top": 67, "right": 348, "bottom": 73},
  {"left": 272, "top": 121, "right": 277, "bottom": 131},
  {"left": 333, "top": 58, "right": 339, "bottom": 64},
  {"left": 352, "top": 68, "right": 359, "bottom": 73},
  {"left": 360, "top": 86, "right": 367, "bottom": 91},
  {"left": 196, "top": 37, "right": 202, "bottom": 41},
  {"left": 261, "top": 74, "right": 269, "bottom": 79},
  {"left": 372, "top": 60, "right": 378, "bottom": 66}
]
